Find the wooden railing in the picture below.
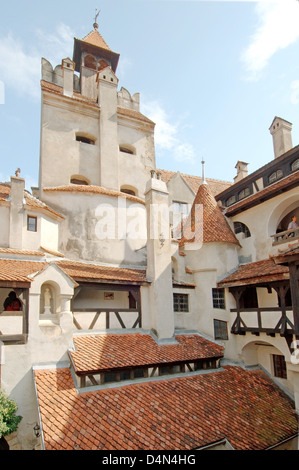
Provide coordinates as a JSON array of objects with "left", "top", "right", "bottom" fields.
[
  {"left": 230, "top": 307, "right": 294, "bottom": 336},
  {"left": 72, "top": 308, "right": 142, "bottom": 331},
  {"left": 271, "top": 227, "right": 299, "bottom": 246}
]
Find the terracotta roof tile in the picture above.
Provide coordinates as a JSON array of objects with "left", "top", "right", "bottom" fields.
[
  {"left": 0, "top": 259, "right": 47, "bottom": 283},
  {"left": 0, "top": 183, "right": 64, "bottom": 220},
  {"left": 157, "top": 169, "right": 232, "bottom": 198},
  {"left": 43, "top": 184, "right": 145, "bottom": 204},
  {"left": 69, "top": 333, "right": 224, "bottom": 375},
  {"left": 180, "top": 183, "right": 239, "bottom": 247},
  {"left": 41, "top": 80, "right": 99, "bottom": 106},
  {"left": 82, "top": 30, "right": 111, "bottom": 51},
  {"left": 218, "top": 258, "right": 289, "bottom": 288},
  {"left": 56, "top": 260, "right": 147, "bottom": 284},
  {"left": 34, "top": 365, "right": 298, "bottom": 450}
]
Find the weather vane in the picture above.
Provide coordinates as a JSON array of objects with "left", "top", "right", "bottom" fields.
[{"left": 94, "top": 8, "right": 100, "bottom": 29}]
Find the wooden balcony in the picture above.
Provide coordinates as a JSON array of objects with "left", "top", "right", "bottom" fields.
[
  {"left": 72, "top": 308, "right": 141, "bottom": 331},
  {"left": 271, "top": 227, "right": 299, "bottom": 246},
  {"left": 231, "top": 306, "right": 294, "bottom": 337}
]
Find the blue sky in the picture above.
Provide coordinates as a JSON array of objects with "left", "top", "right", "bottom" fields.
[{"left": 0, "top": 0, "right": 299, "bottom": 190}]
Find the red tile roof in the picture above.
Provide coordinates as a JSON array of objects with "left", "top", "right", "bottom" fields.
[
  {"left": 0, "top": 258, "right": 147, "bottom": 286},
  {"left": 56, "top": 260, "right": 147, "bottom": 285},
  {"left": 157, "top": 169, "right": 231, "bottom": 198},
  {"left": 34, "top": 365, "right": 298, "bottom": 450},
  {"left": 0, "top": 259, "right": 47, "bottom": 284},
  {"left": 0, "top": 183, "right": 64, "bottom": 220},
  {"left": 180, "top": 183, "right": 239, "bottom": 247},
  {"left": 218, "top": 258, "right": 289, "bottom": 288},
  {"left": 83, "top": 29, "right": 111, "bottom": 51},
  {"left": 69, "top": 333, "right": 224, "bottom": 376},
  {"left": 43, "top": 184, "right": 145, "bottom": 204}
]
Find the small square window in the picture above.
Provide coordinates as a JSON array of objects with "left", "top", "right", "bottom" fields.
[
  {"left": 214, "top": 319, "right": 228, "bottom": 340},
  {"left": 27, "top": 216, "right": 37, "bottom": 232},
  {"left": 173, "top": 293, "right": 189, "bottom": 313},
  {"left": 273, "top": 354, "right": 287, "bottom": 379},
  {"left": 212, "top": 288, "right": 225, "bottom": 309}
]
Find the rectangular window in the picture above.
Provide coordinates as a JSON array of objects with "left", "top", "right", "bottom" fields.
[
  {"left": 214, "top": 319, "right": 228, "bottom": 340},
  {"left": 173, "top": 293, "right": 189, "bottom": 313},
  {"left": 212, "top": 288, "right": 225, "bottom": 309},
  {"left": 273, "top": 354, "right": 287, "bottom": 379},
  {"left": 27, "top": 216, "right": 37, "bottom": 232}
]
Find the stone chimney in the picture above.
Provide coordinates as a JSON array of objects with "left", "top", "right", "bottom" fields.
[
  {"left": 234, "top": 161, "right": 248, "bottom": 183},
  {"left": 62, "top": 58, "right": 75, "bottom": 98},
  {"left": 144, "top": 171, "right": 175, "bottom": 342},
  {"left": 9, "top": 176, "right": 25, "bottom": 250},
  {"left": 269, "top": 116, "right": 293, "bottom": 159}
]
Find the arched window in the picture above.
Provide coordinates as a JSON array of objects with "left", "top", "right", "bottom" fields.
[
  {"left": 98, "top": 59, "right": 109, "bottom": 71},
  {"left": 84, "top": 54, "right": 97, "bottom": 70},
  {"left": 76, "top": 133, "right": 96, "bottom": 145},
  {"left": 120, "top": 186, "right": 137, "bottom": 196},
  {"left": 268, "top": 169, "right": 283, "bottom": 184},
  {"left": 291, "top": 159, "right": 299, "bottom": 172},
  {"left": 233, "top": 222, "right": 251, "bottom": 238},
  {"left": 119, "top": 144, "right": 136, "bottom": 155},
  {"left": 70, "top": 175, "right": 90, "bottom": 186}
]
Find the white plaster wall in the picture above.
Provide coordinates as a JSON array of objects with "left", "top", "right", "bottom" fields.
[
  {"left": 0, "top": 206, "right": 9, "bottom": 246},
  {"left": 42, "top": 191, "right": 147, "bottom": 265},
  {"left": 229, "top": 186, "right": 299, "bottom": 261},
  {"left": 1, "top": 264, "right": 75, "bottom": 449},
  {"left": 40, "top": 97, "right": 100, "bottom": 189},
  {"left": 182, "top": 242, "right": 239, "bottom": 341},
  {"left": 22, "top": 212, "right": 40, "bottom": 251},
  {"left": 40, "top": 217, "right": 59, "bottom": 252},
  {"left": 118, "top": 125, "right": 156, "bottom": 198}
]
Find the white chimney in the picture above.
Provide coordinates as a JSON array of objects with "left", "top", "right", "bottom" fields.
[
  {"left": 234, "top": 161, "right": 248, "bottom": 183},
  {"left": 269, "top": 116, "right": 293, "bottom": 159},
  {"left": 144, "top": 171, "right": 175, "bottom": 342}
]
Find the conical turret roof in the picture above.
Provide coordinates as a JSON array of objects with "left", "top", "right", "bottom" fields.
[{"left": 180, "top": 182, "right": 240, "bottom": 247}]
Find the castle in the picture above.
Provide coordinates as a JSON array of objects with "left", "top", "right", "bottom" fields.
[{"left": 0, "top": 20, "right": 298, "bottom": 450}]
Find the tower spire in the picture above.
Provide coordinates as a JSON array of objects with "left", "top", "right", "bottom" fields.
[
  {"left": 201, "top": 159, "right": 207, "bottom": 185},
  {"left": 93, "top": 8, "right": 100, "bottom": 30}
]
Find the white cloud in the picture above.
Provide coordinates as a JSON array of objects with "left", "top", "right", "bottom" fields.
[
  {"left": 242, "top": 0, "right": 299, "bottom": 80},
  {"left": 141, "top": 100, "right": 196, "bottom": 163},
  {"left": 0, "top": 24, "right": 74, "bottom": 100}
]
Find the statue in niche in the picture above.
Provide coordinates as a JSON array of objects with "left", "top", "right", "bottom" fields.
[{"left": 43, "top": 288, "right": 52, "bottom": 315}]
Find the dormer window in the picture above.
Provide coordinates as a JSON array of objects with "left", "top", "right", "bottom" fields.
[
  {"left": 238, "top": 187, "right": 250, "bottom": 201},
  {"left": 291, "top": 159, "right": 299, "bottom": 172},
  {"left": 226, "top": 195, "right": 236, "bottom": 207},
  {"left": 268, "top": 169, "right": 283, "bottom": 184}
]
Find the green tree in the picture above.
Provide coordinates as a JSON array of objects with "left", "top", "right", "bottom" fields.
[{"left": 0, "top": 390, "right": 22, "bottom": 438}]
